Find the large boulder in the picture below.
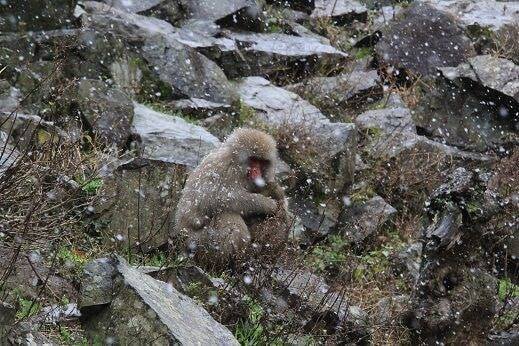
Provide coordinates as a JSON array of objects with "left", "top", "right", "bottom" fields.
[
  {"left": 237, "top": 76, "right": 356, "bottom": 193},
  {"left": 96, "top": 158, "right": 187, "bottom": 252},
  {"left": 217, "top": 32, "right": 348, "bottom": 82},
  {"left": 131, "top": 102, "right": 220, "bottom": 167},
  {"left": 375, "top": 2, "right": 475, "bottom": 76},
  {"left": 0, "top": 0, "right": 78, "bottom": 32},
  {"left": 82, "top": 1, "right": 236, "bottom": 103},
  {"left": 75, "top": 79, "right": 134, "bottom": 147},
  {"left": 80, "top": 257, "right": 239, "bottom": 345},
  {"left": 415, "top": 55, "right": 518, "bottom": 151}
]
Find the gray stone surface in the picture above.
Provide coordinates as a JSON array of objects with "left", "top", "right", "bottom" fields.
[
  {"left": 220, "top": 32, "right": 348, "bottom": 80},
  {"left": 376, "top": 2, "right": 475, "bottom": 76},
  {"left": 76, "top": 79, "right": 134, "bottom": 147},
  {"left": 286, "top": 70, "right": 381, "bottom": 112},
  {"left": 79, "top": 258, "right": 117, "bottom": 309},
  {"left": 0, "top": 81, "right": 21, "bottom": 113},
  {"left": 0, "top": 131, "right": 19, "bottom": 176},
  {"left": 82, "top": 257, "right": 239, "bottom": 345},
  {"left": 311, "top": 0, "right": 368, "bottom": 23},
  {"left": 440, "top": 55, "right": 519, "bottom": 100},
  {"left": 99, "top": 0, "right": 165, "bottom": 13},
  {"left": 237, "top": 76, "right": 356, "bottom": 192},
  {"left": 340, "top": 195, "right": 397, "bottom": 243},
  {"left": 426, "top": 0, "right": 519, "bottom": 31},
  {"left": 83, "top": 1, "right": 236, "bottom": 103},
  {"left": 132, "top": 102, "right": 220, "bottom": 167}
]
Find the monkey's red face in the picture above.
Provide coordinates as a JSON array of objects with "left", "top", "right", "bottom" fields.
[{"left": 247, "top": 157, "right": 269, "bottom": 188}]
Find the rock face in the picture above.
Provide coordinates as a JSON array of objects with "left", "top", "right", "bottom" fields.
[
  {"left": 183, "top": 0, "right": 261, "bottom": 24},
  {"left": 97, "top": 158, "right": 187, "bottom": 251},
  {"left": 132, "top": 103, "right": 220, "bottom": 167},
  {"left": 416, "top": 55, "right": 518, "bottom": 151},
  {"left": 218, "top": 32, "right": 348, "bottom": 81},
  {"left": 427, "top": 0, "right": 519, "bottom": 31},
  {"left": 311, "top": 0, "right": 368, "bottom": 24},
  {"left": 76, "top": 79, "right": 134, "bottom": 147},
  {"left": 339, "top": 195, "right": 397, "bottom": 244},
  {"left": 237, "top": 76, "right": 356, "bottom": 192},
  {"left": 99, "top": 0, "right": 165, "bottom": 13},
  {"left": 0, "top": 132, "right": 19, "bottom": 176},
  {"left": 286, "top": 69, "right": 382, "bottom": 114},
  {"left": 376, "top": 2, "right": 475, "bottom": 76},
  {"left": 0, "top": 0, "right": 78, "bottom": 32},
  {"left": 80, "top": 257, "right": 239, "bottom": 345},
  {"left": 83, "top": 1, "right": 236, "bottom": 103}
]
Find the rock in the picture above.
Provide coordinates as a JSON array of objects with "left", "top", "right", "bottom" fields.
[
  {"left": 375, "top": 295, "right": 409, "bottom": 326},
  {"left": 430, "top": 167, "right": 474, "bottom": 200},
  {"left": 339, "top": 195, "right": 397, "bottom": 243},
  {"left": 182, "top": 0, "right": 263, "bottom": 31},
  {"left": 237, "top": 76, "right": 356, "bottom": 193},
  {"left": 82, "top": 1, "right": 236, "bottom": 103},
  {"left": 99, "top": 0, "right": 165, "bottom": 13},
  {"left": 356, "top": 102, "right": 492, "bottom": 161},
  {"left": 286, "top": 69, "right": 382, "bottom": 115},
  {"left": 289, "top": 196, "right": 340, "bottom": 236},
  {"left": 81, "top": 257, "right": 239, "bottom": 345},
  {"left": 0, "top": 81, "right": 21, "bottom": 113},
  {"left": 440, "top": 55, "right": 519, "bottom": 100},
  {"left": 426, "top": 0, "right": 519, "bottom": 31},
  {"left": 96, "top": 158, "right": 187, "bottom": 251},
  {"left": 75, "top": 79, "right": 134, "bottom": 147},
  {"left": 0, "top": 0, "right": 78, "bottom": 32},
  {"left": 131, "top": 102, "right": 220, "bottom": 167},
  {"left": 425, "top": 207, "right": 463, "bottom": 250},
  {"left": 219, "top": 32, "right": 348, "bottom": 81},
  {"left": 272, "top": 267, "right": 369, "bottom": 332},
  {"left": 375, "top": 2, "right": 475, "bottom": 76},
  {"left": 79, "top": 258, "right": 117, "bottom": 309},
  {"left": 439, "top": 55, "right": 519, "bottom": 129},
  {"left": 392, "top": 243, "right": 422, "bottom": 281},
  {"left": 0, "top": 302, "right": 16, "bottom": 339},
  {"left": 311, "top": 0, "right": 368, "bottom": 24},
  {"left": 0, "top": 131, "right": 19, "bottom": 176},
  {"left": 0, "top": 248, "right": 77, "bottom": 302},
  {"left": 169, "top": 98, "right": 231, "bottom": 119}
]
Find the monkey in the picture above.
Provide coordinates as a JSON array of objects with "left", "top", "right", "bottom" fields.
[{"left": 173, "top": 128, "right": 288, "bottom": 270}]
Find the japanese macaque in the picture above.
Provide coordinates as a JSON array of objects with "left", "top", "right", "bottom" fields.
[{"left": 173, "top": 128, "right": 289, "bottom": 270}]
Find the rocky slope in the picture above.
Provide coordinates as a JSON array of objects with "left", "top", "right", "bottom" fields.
[{"left": 0, "top": 0, "right": 517, "bottom": 344}]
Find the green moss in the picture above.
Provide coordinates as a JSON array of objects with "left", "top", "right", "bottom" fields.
[
  {"left": 16, "top": 297, "right": 41, "bottom": 320},
  {"left": 354, "top": 47, "right": 374, "bottom": 60},
  {"left": 82, "top": 178, "right": 103, "bottom": 194},
  {"left": 498, "top": 278, "right": 519, "bottom": 301},
  {"left": 235, "top": 297, "right": 267, "bottom": 345},
  {"left": 308, "top": 234, "right": 348, "bottom": 273},
  {"left": 350, "top": 185, "right": 376, "bottom": 205},
  {"left": 236, "top": 99, "right": 257, "bottom": 126},
  {"left": 130, "top": 57, "right": 174, "bottom": 102}
]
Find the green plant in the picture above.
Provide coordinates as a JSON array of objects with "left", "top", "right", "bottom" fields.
[
  {"left": 354, "top": 47, "right": 374, "bottom": 60},
  {"left": 81, "top": 178, "right": 103, "bottom": 194},
  {"left": 498, "top": 278, "right": 519, "bottom": 301},
  {"left": 16, "top": 297, "right": 41, "bottom": 319},
  {"left": 236, "top": 99, "right": 257, "bottom": 126},
  {"left": 309, "top": 234, "right": 348, "bottom": 272},
  {"left": 235, "top": 297, "right": 266, "bottom": 345}
]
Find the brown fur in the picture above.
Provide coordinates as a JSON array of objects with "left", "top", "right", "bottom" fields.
[{"left": 174, "top": 128, "right": 287, "bottom": 269}]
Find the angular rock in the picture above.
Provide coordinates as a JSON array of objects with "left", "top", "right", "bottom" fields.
[
  {"left": 0, "top": 81, "right": 21, "bottom": 113},
  {"left": 219, "top": 32, "right": 348, "bottom": 81},
  {"left": 425, "top": 207, "right": 463, "bottom": 250},
  {"left": 289, "top": 196, "right": 340, "bottom": 236},
  {"left": 286, "top": 69, "right": 381, "bottom": 113},
  {"left": 427, "top": 0, "right": 519, "bottom": 31},
  {"left": 169, "top": 98, "right": 231, "bottom": 119},
  {"left": 272, "top": 267, "right": 369, "bottom": 333},
  {"left": 311, "top": 0, "right": 368, "bottom": 24},
  {"left": 99, "top": 0, "right": 165, "bottom": 13},
  {"left": 0, "top": 131, "right": 19, "bottom": 176},
  {"left": 183, "top": 0, "right": 263, "bottom": 31},
  {"left": 79, "top": 258, "right": 117, "bottom": 309},
  {"left": 76, "top": 79, "right": 134, "bottom": 147},
  {"left": 237, "top": 76, "right": 356, "bottom": 192},
  {"left": 82, "top": 1, "right": 235, "bottom": 103},
  {"left": 96, "top": 158, "right": 187, "bottom": 251},
  {"left": 81, "top": 257, "right": 239, "bottom": 345},
  {"left": 266, "top": 0, "right": 315, "bottom": 13},
  {"left": 132, "top": 102, "right": 220, "bottom": 167},
  {"left": 0, "top": 0, "right": 77, "bottom": 32},
  {"left": 339, "top": 195, "right": 397, "bottom": 243},
  {"left": 430, "top": 167, "right": 474, "bottom": 200},
  {"left": 375, "top": 3, "right": 475, "bottom": 76}
]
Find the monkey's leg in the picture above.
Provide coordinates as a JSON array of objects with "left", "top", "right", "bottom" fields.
[{"left": 189, "top": 213, "right": 251, "bottom": 270}]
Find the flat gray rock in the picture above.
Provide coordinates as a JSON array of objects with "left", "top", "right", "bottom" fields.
[
  {"left": 311, "top": 0, "right": 368, "bottom": 22},
  {"left": 426, "top": 0, "right": 519, "bottom": 31},
  {"left": 132, "top": 102, "right": 220, "bottom": 167},
  {"left": 98, "top": 0, "right": 165, "bottom": 13}
]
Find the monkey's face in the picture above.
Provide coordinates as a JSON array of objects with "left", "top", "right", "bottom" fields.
[{"left": 246, "top": 157, "right": 271, "bottom": 190}]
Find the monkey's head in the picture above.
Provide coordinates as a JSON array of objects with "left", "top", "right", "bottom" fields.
[{"left": 225, "top": 128, "right": 278, "bottom": 189}]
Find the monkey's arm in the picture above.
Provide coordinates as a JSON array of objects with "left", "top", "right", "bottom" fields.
[{"left": 220, "top": 190, "right": 278, "bottom": 217}]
